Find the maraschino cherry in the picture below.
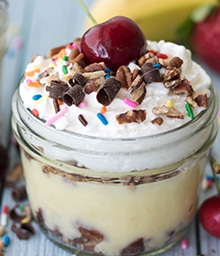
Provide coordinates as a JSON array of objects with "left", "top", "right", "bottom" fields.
[
  {"left": 80, "top": 16, "right": 147, "bottom": 71},
  {"left": 199, "top": 157, "right": 220, "bottom": 238}
]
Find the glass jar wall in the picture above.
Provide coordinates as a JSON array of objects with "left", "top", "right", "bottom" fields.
[{"left": 11, "top": 80, "right": 218, "bottom": 255}]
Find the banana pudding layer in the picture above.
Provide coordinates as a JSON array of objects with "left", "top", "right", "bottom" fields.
[{"left": 21, "top": 149, "right": 205, "bottom": 256}]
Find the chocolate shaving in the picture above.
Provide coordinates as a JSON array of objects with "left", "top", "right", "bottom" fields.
[
  {"left": 96, "top": 78, "right": 121, "bottom": 106},
  {"left": 78, "top": 227, "right": 104, "bottom": 242},
  {"left": 11, "top": 222, "right": 35, "bottom": 240},
  {"left": 46, "top": 80, "right": 69, "bottom": 99},
  {"left": 53, "top": 99, "right": 60, "bottom": 113},
  {"left": 141, "top": 63, "right": 162, "bottom": 84},
  {"left": 9, "top": 205, "right": 26, "bottom": 223},
  {"left": 62, "top": 84, "right": 85, "bottom": 106},
  {"left": 36, "top": 208, "right": 45, "bottom": 227},
  {"left": 69, "top": 73, "right": 86, "bottom": 87},
  {"left": 116, "top": 109, "right": 146, "bottom": 124},
  {"left": 121, "top": 238, "right": 144, "bottom": 255},
  {"left": 11, "top": 186, "right": 27, "bottom": 202},
  {"left": 6, "top": 162, "right": 23, "bottom": 184},
  {"left": 74, "top": 227, "right": 104, "bottom": 252}
]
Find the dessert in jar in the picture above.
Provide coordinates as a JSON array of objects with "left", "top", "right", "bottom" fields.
[
  {"left": 0, "top": 0, "right": 8, "bottom": 129},
  {"left": 0, "top": 0, "right": 8, "bottom": 88},
  {"left": 0, "top": 0, "right": 9, "bottom": 179},
  {"left": 11, "top": 16, "right": 218, "bottom": 255}
]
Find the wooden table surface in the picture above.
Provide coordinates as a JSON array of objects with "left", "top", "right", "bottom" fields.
[{"left": 1, "top": 0, "right": 220, "bottom": 255}]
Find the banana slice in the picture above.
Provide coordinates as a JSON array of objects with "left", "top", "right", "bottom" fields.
[{"left": 84, "top": 0, "right": 215, "bottom": 42}]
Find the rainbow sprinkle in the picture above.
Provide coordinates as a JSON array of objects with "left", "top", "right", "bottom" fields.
[{"left": 97, "top": 113, "right": 108, "bottom": 125}]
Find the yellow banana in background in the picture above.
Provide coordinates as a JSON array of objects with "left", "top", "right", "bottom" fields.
[{"left": 85, "top": 0, "right": 216, "bottom": 42}]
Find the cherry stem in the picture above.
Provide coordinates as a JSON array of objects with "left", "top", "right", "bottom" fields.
[
  {"left": 77, "top": 0, "right": 98, "bottom": 25},
  {"left": 210, "top": 156, "right": 220, "bottom": 194}
]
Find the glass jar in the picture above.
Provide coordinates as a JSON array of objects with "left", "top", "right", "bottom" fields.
[
  {"left": 11, "top": 80, "right": 218, "bottom": 255},
  {"left": 0, "top": 1, "right": 9, "bottom": 179},
  {"left": 0, "top": 0, "right": 8, "bottom": 136}
]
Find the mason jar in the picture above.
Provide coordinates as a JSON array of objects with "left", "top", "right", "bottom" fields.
[
  {"left": 0, "top": 0, "right": 8, "bottom": 135},
  {"left": 0, "top": 0, "right": 9, "bottom": 178},
  {"left": 11, "top": 80, "right": 218, "bottom": 255}
]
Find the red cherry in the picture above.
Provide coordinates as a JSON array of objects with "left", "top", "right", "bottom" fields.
[
  {"left": 199, "top": 194, "right": 220, "bottom": 238},
  {"left": 191, "top": 6, "right": 220, "bottom": 73},
  {"left": 80, "top": 16, "right": 147, "bottom": 71}
]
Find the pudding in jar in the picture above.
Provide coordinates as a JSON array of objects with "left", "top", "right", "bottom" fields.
[{"left": 11, "top": 16, "right": 218, "bottom": 255}]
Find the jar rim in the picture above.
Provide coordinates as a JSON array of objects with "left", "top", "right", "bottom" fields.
[{"left": 12, "top": 81, "right": 219, "bottom": 172}]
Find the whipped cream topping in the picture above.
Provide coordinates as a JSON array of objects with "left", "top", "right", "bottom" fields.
[{"left": 19, "top": 40, "right": 211, "bottom": 138}]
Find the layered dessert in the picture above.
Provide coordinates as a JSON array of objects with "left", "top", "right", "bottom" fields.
[{"left": 12, "top": 16, "right": 218, "bottom": 255}]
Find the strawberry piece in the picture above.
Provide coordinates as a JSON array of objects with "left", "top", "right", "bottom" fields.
[
  {"left": 199, "top": 195, "right": 220, "bottom": 238},
  {"left": 192, "top": 6, "right": 220, "bottom": 73}
]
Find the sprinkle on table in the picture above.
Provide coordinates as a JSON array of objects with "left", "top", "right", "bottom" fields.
[
  {"left": 181, "top": 239, "right": 188, "bottom": 249},
  {"left": 0, "top": 205, "right": 8, "bottom": 227},
  {"left": 3, "top": 235, "right": 10, "bottom": 247}
]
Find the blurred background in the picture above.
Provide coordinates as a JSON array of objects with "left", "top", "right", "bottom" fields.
[
  {"left": 0, "top": 0, "right": 219, "bottom": 147},
  {"left": 0, "top": 0, "right": 95, "bottom": 147}
]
